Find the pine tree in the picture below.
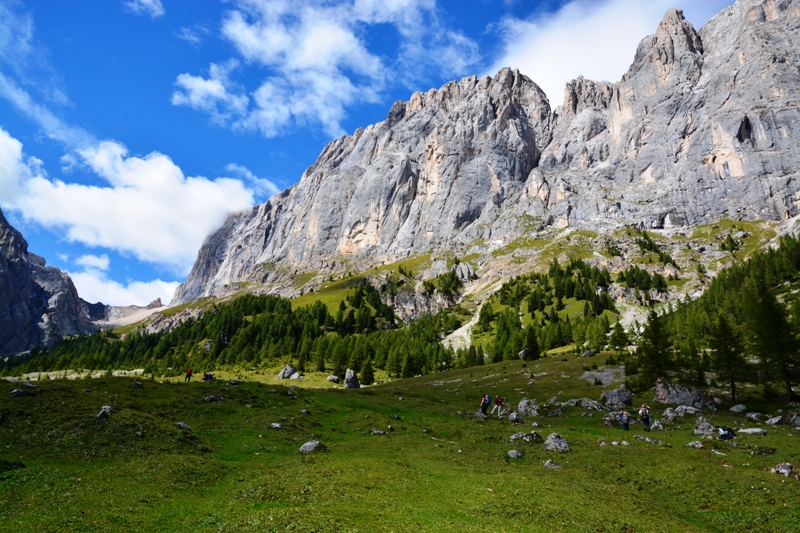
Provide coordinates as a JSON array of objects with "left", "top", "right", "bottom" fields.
[
  {"left": 609, "top": 322, "right": 628, "bottom": 351},
  {"left": 709, "top": 314, "right": 748, "bottom": 402},
  {"left": 360, "top": 357, "right": 374, "bottom": 385},
  {"left": 523, "top": 325, "right": 540, "bottom": 361},
  {"left": 634, "top": 310, "right": 674, "bottom": 390}
]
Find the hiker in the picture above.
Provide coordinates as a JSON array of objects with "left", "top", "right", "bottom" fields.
[
  {"left": 490, "top": 395, "right": 504, "bottom": 416},
  {"left": 203, "top": 372, "right": 214, "bottom": 382},
  {"left": 639, "top": 404, "right": 651, "bottom": 432},
  {"left": 184, "top": 368, "right": 192, "bottom": 382},
  {"left": 479, "top": 394, "right": 490, "bottom": 415},
  {"left": 619, "top": 410, "right": 631, "bottom": 431}
]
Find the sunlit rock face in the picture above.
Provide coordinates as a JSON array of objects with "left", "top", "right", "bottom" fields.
[{"left": 175, "top": 0, "right": 800, "bottom": 304}]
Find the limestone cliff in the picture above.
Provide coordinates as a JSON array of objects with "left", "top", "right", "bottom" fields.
[
  {"left": 175, "top": 0, "right": 800, "bottom": 305},
  {"left": 0, "top": 208, "right": 95, "bottom": 356}
]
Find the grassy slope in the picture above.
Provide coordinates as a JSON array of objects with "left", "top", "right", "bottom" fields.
[{"left": 2, "top": 355, "right": 799, "bottom": 532}]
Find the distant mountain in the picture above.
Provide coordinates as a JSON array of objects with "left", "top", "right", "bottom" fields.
[
  {"left": 0, "top": 208, "right": 96, "bottom": 356},
  {"left": 175, "top": 0, "right": 800, "bottom": 305}
]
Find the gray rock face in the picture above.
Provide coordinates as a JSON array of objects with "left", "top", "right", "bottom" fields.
[
  {"left": 543, "top": 433, "right": 570, "bottom": 453},
  {"left": 299, "top": 440, "right": 327, "bottom": 454},
  {"left": 0, "top": 208, "right": 95, "bottom": 356},
  {"left": 174, "top": 1, "right": 800, "bottom": 305},
  {"left": 602, "top": 386, "right": 633, "bottom": 407},
  {"left": 654, "top": 380, "right": 717, "bottom": 410},
  {"left": 277, "top": 364, "right": 297, "bottom": 379},
  {"left": 344, "top": 369, "right": 360, "bottom": 389}
]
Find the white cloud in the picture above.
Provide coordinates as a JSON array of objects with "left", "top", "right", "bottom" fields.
[
  {"left": 68, "top": 269, "right": 178, "bottom": 307},
  {"left": 225, "top": 163, "right": 280, "bottom": 198},
  {"left": 12, "top": 140, "right": 255, "bottom": 272},
  {"left": 0, "top": 126, "right": 33, "bottom": 206},
  {"left": 172, "top": 0, "right": 479, "bottom": 138},
  {"left": 123, "top": 0, "right": 165, "bottom": 18},
  {"left": 74, "top": 254, "right": 110, "bottom": 271},
  {"left": 489, "top": 0, "right": 734, "bottom": 107},
  {"left": 176, "top": 27, "right": 202, "bottom": 46}
]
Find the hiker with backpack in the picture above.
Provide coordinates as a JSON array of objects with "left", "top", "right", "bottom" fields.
[
  {"left": 490, "top": 395, "right": 504, "bottom": 416},
  {"left": 479, "top": 394, "right": 490, "bottom": 416},
  {"left": 639, "top": 404, "right": 651, "bottom": 432},
  {"left": 185, "top": 368, "right": 192, "bottom": 383}
]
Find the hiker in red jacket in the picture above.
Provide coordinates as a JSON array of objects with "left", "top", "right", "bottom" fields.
[
  {"left": 490, "top": 395, "right": 504, "bottom": 415},
  {"left": 185, "top": 368, "right": 193, "bottom": 382}
]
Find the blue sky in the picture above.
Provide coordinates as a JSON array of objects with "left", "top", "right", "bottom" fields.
[{"left": 0, "top": 0, "right": 733, "bottom": 306}]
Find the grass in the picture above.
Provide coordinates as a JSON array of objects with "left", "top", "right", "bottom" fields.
[
  {"left": 290, "top": 275, "right": 364, "bottom": 311},
  {"left": 2, "top": 356, "right": 799, "bottom": 532}
]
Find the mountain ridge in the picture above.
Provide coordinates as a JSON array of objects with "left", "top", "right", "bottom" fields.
[{"left": 174, "top": 0, "right": 800, "bottom": 306}]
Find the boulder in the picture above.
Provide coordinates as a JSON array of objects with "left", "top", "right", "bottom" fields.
[
  {"left": 730, "top": 404, "right": 747, "bottom": 413},
  {"left": 788, "top": 411, "right": 800, "bottom": 427},
  {"left": 531, "top": 421, "right": 541, "bottom": 428},
  {"left": 739, "top": 428, "right": 767, "bottom": 436},
  {"left": 175, "top": 422, "right": 191, "bottom": 430},
  {"left": 508, "top": 412, "right": 523, "bottom": 424},
  {"left": 289, "top": 372, "right": 301, "bottom": 379},
  {"left": 582, "top": 350, "right": 596, "bottom": 358},
  {"left": 277, "top": 364, "right": 297, "bottom": 379},
  {"left": 507, "top": 450, "right": 523, "bottom": 459},
  {"left": 544, "top": 460, "right": 561, "bottom": 469},
  {"left": 694, "top": 418, "right": 715, "bottom": 436},
  {"left": 453, "top": 262, "right": 475, "bottom": 280},
  {"left": 327, "top": 375, "right": 339, "bottom": 383},
  {"left": 517, "top": 398, "right": 539, "bottom": 417},
  {"left": 766, "top": 416, "right": 782, "bottom": 426},
  {"left": 580, "top": 398, "right": 607, "bottom": 411},
  {"left": 602, "top": 413, "right": 619, "bottom": 426},
  {"left": 651, "top": 420, "right": 664, "bottom": 431},
  {"left": 746, "top": 412, "right": 762, "bottom": 421},
  {"left": 772, "top": 463, "right": 794, "bottom": 477},
  {"left": 675, "top": 405, "right": 701, "bottom": 417},
  {"left": 654, "top": 379, "right": 717, "bottom": 410},
  {"left": 204, "top": 394, "right": 223, "bottom": 402},
  {"left": 299, "top": 440, "right": 327, "bottom": 454},
  {"left": 270, "top": 423, "right": 282, "bottom": 429},
  {"left": 686, "top": 441, "right": 704, "bottom": 449},
  {"left": 96, "top": 406, "right": 113, "bottom": 420},
  {"left": 475, "top": 411, "right": 487, "bottom": 421},
  {"left": 601, "top": 386, "right": 632, "bottom": 407},
  {"left": 543, "top": 433, "right": 570, "bottom": 453},
  {"left": 344, "top": 369, "right": 360, "bottom": 389},
  {"left": 545, "top": 409, "right": 562, "bottom": 418},
  {"left": 510, "top": 431, "right": 543, "bottom": 444}
]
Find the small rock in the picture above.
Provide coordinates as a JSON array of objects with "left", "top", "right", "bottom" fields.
[
  {"left": 270, "top": 423, "right": 281, "bottom": 429},
  {"left": 651, "top": 420, "right": 664, "bottom": 430},
  {"left": 750, "top": 446, "right": 776, "bottom": 456},
  {"left": 327, "top": 375, "right": 339, "bottom": 383},
  {"left": 581, "top": 412, "right": 594, "bottom": 418},
  {"left": 543, "top": 433, "right": 569, "bottom": 453},
  {"left": 398, "top": 397, "right": 403, "bottom": 401},
  {"left": 299, "top": 440, "right": 327, "bottom": 454},
  {"left": 96, "top": 406, "right": 113, "bottom": 420},
  {"left": 175, "top": 422, "right": 191, "bottom": 430},
  {"left": 772, "top": 463, "right": 793, "bottom": 477},
  {"left": 694, "top": 418, "right": 716, "bottom": 436},
  {"left": 10, "top": 389, "right": 32, "bottom": 398},
  {"left": 204, "top": 394, "right": 223, "bottom": 403},
  {"left": 507, "top": 450, "right": 523, "bottom": 459},
  {"left": 675, "top": 405, "right": 701, "bottom": 417},
  {"left": 543, "top": 460, "right": 561, "bottom": 469},
  {"left": 746, "top": 412, "right": 762, "bottom": 421},
  {"left": 738, "top": 428, "right": 767, "bottom": 436},
  {"left": 289, "top": 372, "right": 302, "bottom": 379},
  {"left": 508, "top": 412, "right": 523, "bottom": 424},
  {"left": 387, "top": 425, "right": 394, "bottom": 432},
  {"left": 370, "top": 429, "right": 385, "bottom": 435},
  {"left": 531, "top": 421, "right": 541, "bottom": 428},
  {"left": 686, "top": 441, "right": 704, "bottom": 449},
  {"left": 545, "top": 409, "right": 562, "bottom": 418},
  {"left": 582, "top": 350, "right": 596, "bottom": 358},
  {"left": 766, "top": 416, "right": 782, "bottom": 426},
  {"left": 730, "top": 404, "right": 747, "bottom": 413},
  {"left": 475, "top": 411, "right": 487, "bottom": 421},
  {"left": 131, "top": 381, "right": 142, "bottom": 388},
  {"left": 620, "top": 440, "right": 630, "bottom": 446},
  {"left": 597, "top": 439, "right": 607, "bottom": 446},
  {"left": 392, "top": 415, "right": 401, "bottom": 420},
  {"left": 229, "top": 379, "right": 240, "bottom": 385},
  {"left": 300, "top": 409, "right": 310, "bottom": 415}
]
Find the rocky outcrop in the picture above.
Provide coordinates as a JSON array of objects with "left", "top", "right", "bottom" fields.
[
  {"left": 175, "top": 0, "right": 800, "bottom": 304},
  {"left": 0, "top": 208, "right": 95, "bottom": 356},
  {"left": 654, "top": 379, "right": 717, "bottom": 410}
]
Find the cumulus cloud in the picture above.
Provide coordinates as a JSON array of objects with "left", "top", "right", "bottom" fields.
[
  {"left": 13, "top": 140, "right": 255, "bottom": 271},
  {"left": 74, "top": 254, "right": 110, "bottom": 271},
  {"left": 68, "top": 269, "right": 178, "bottom": 307},
  {"left": 489, "top": 0, "right": 733, "bottom": 107},
  {"left": 225, "top": 163, "right": 280, "bottom": 198},
  {"left": 123, "top": 0, "right": 165, "bottom": 18},
  {"left": 172, "top": 0, "right": 479, "bottom": 138}
]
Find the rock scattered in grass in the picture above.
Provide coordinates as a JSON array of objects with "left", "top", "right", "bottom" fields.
[
  {"left": 10, "top": 389, "right": 33, "bottom": 398},
  {"left": 270, "top": 423, "right": 281, "bottom": 429},
  {"left": 370, "top": 429, "right": 386, "bottom": 435},
  {"left": 175, "top": 422, "right": 191, "bottom": 430},
  {"left": 277, "top": 364, "right": 297, "bottom": 379},
  {"left": 651, "top": 420, "right": 664, "bottom": 430},
  {"left": 544, "top": 459, "right": 561, "bottom": 469},
  {"left": 83, "top": 389, "right": 91, "bottom": 393},
  {"left": 299, "top": 440, "right": 327, "bottom": 454},
  {"left": 686, "top": 441, "right": 704, "bottom": 449},
  {"left": 694, "top": 418, "right": 715, "bottom": 435},
  {"left": 750, "top": 446, "right": 776, "bottom": 456},
  {"left": 508, "top": 412, "right": 523, "bottom": 424},
  {"left": 746, "top": 412, "right": 762, "bottom": 421},
  {"left": 96, "top": 406, "right": 112, "bottom": 419},
  {"left": 543, "top": 433, "right": 569, "bottom": 453},
  {"left": 635, "top": 435, "right": 663, "bottom": 446},
  {"left": 531, "top": 421, "right": 540, "bottom": 428},
  {"left": 730, "top": 404, "right": 747, "bottom": 413},
  {"left": 597, "top": 439, "right": 607, "bottom": 446},
  {"left": 602, "top": 386, "right": 632, "bottom": 407},
  {"left": 766, "top": 416, "right": 782, "bottom": 426},
  {"left": 507, "top": 450, "right": 522, "bottom": 459},
  {"left": 517, "top": 398, "right": 538, "bottom": 417},
  {"left": 771, "top": 463, "right": 795, "bottom": 478},
  {"left": 474, "top": 411, "right": 487, "bottom": 421},
  {"left": 205, "top": 394, "right": 223, "bottom": 402},
  {"left": 300, "top": 409, "right": 310, "bottom": 415},
  {"left": 131, "top": 381, "right": 142, "bottom": 388},
  {"left": 739, "top": 428, "right": 767, "bottom": 436},
  {"left": 581, "top": 412, "right": 594, "bottom": 418},
  {"left": 676, "top": 405, "right": 701, "bottom": 417},
  {"left": 344, "top": 369, "right": 360, "bottom": 389}
]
